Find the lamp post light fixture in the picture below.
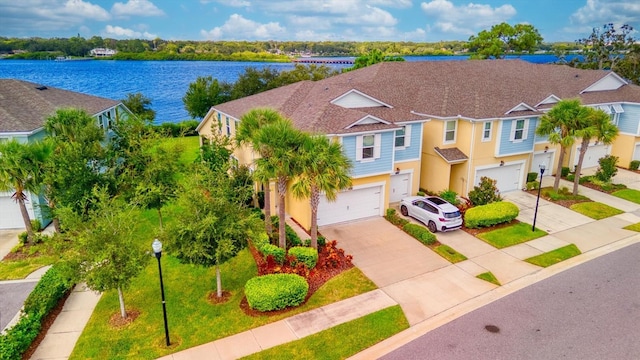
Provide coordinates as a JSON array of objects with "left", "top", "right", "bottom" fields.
[
  {"left": 532, "top": 164, "right": 546, "bottom": 232},
  {"left": 152, "top": 239, "right": 170, "bottom": 346}
]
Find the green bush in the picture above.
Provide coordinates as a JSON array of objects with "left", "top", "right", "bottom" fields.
[
  {"left": 23, "top": 266, "right": 73, "bottom": 316},
  {"left": 260, "top": 244, "right": 286, "bottom": 264},
  {"left": 595, "top": 155, "right": 618, "bottom": 183},
  {"left": 438, "top": 189, "right": 459, "bottom": 205},
  {"left": 464, "top": 201, "right": 519, "bottom": 229},
  {"left": 245, "top": 274, "right": 309, "bottom": 312},
  {"left": 385, "top": 208, "right": 409, "bottom": 227},
  {"left": 30, "top": 219, "right": 42, "bottom": 232},
  {"left": 630, "top": 160, "right": 640, "bottom": 171},
  {"left": 561, "top": 167, "right": 570, "bottom": 177},
  {"left": 468, "top": 176, "right": 502, "bottom": 206},
  {"left": 402, "top": 223, "right": 437, "bottom": 245},
  {"left": 251, "top": 231, "right": 270, "bottom": 249},
  {"left": 288, "top": 246, "right": 318, "bottom": 269},
  {"left": 527, "top": 172, "right": 539, "bottom": 182},
  {"left": 526, "top": 181, "right": 539, "bottom": 190},
  {"left": 303, "top": 236, "right": 326, "bottom": 248},
  {"left": 271, "top": 216, "right": 302, "bottom": 248},
  {"left": 17, "top": 231, "right": 28, "bottom": 245},
  {"left": 416, "top": 191, "right": 426, "bottom": 196}
]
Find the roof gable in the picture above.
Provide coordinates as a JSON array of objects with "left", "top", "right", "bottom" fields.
[
  {"left": 345, "top": 115, "right": 390, "bottom": 129},
  {"left": 581, "top": 72, "right": 628, "bottom": 93},
  {"left": 536, "top": 94, "right": 561, "bottom": 107},
  {"left": 331, "top": 89, "right": 392, "bottom": 109},
  {"left": 506, "top": 102, "right": 537, "bottom": 115}
]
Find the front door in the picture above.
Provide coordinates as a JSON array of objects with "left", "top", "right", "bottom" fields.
[{"left": 390, "top": 173, "right": 410, "bottom": 202}]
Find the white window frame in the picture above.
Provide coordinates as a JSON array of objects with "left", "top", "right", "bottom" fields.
[
  {"left": 394, "top": 125, "right": 411, "bottom": 149},
  {"left": 482, "top": 121, "right": 492, "bottom": 142},
  {"left": 510, "top": 119, "right": 529, "bottom": 142},
  {"left": 444, "top": 120, "right": 457, "bottom": 143},
  {"left": 225, "top": 117, "right": 231, "bottom": 136},
  {"left": 356, "top": 133, "right": 381, "bottom": 162}
]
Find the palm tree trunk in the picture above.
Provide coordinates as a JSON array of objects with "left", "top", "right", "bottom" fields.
[
  {"left": 573, "top": 138, "right": 590, "bottom": 195},
  {"left": 216, "top": 264, "right": 222, "bottom": 298},
  {"left": 118, "top": 287, "right": 127, "bottom": 319},
  {"left": 278, "top": 177, "right": 287, "bottom": 250},
  {"left": 554, "top": 147, "right": 566, "bottom": 191},
  {"left": 53, "top": 217, "right": 61, "bottom": 233},
  {"left": 310, "top": 187, "right": 320, "bottom": 249},
  {"left": 263, "top": 182, "right": 272, "bottom": 236},
  {"left": 17, "top": 195, "right": 34, "bottom": 242}
]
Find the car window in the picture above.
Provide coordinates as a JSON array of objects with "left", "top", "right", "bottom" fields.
[
  {"left": 427, "top": 197, "right": 447, "bottom": 205},
  {"left": 444, "top": 211, "right": 461, "bottom": 218},
  {"left": 424, "top": 204, "right": 438, "bottom": 213}
]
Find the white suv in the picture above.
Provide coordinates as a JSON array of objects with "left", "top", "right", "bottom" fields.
[{"left": 399, "top": 196, "right": 463, "bottom": 233}]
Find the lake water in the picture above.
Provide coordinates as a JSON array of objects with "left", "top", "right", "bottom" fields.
[{"left": 0, "top": 54, "right": 568, "bottom": 124}]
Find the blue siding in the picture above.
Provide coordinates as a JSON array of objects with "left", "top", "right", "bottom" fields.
[
  {"left": 343, "top": 132, "right": 394, "bottom": 177},
  {"left": 618, "top": 104, "right": 640, "bottom": 135},
  {"left": 498, "top": 118, "right": 536, "bottom": 155},
  {"left": 394, "top": 123, "right": 422, "bottom": 161}
]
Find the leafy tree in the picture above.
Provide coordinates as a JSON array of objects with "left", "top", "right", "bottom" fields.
[
  {"left": 0, "top": 140, "right": 52, "bottom": 241},
  {"left": 121, "top": 92, "right": 156, "bottom": 122},
  {"left": 230, "top": 67, "right": 283, "bottom": 100},
  {"left": 572, "top": 106, "right": 619, "bottom": 194},
  {"left": 575, "top": 23, "right": 635, "bottom": 70},
  {"left": 468, "top": 22, "right": 543, "bottom": 59},
  {"left": 536, "top": 99, "right": 584, "bottom": 191},
  {"left": 166, "top": 164, "right": 260, "bottom": 298},
  {"left": 59, "top": 188, "right": 148, "bottom": 319},
  {"left": 253, "top": 119, "right": 306, "bottom": 250},
  {"left": 182, "top": 76, "right": 231, "bottom": 119},
  {"left": 614, "top": 43, "right": 640, "bottom": 85},
  {"left": 197, "top": 132, "right": 233, "bottom": 173},
  {"left": 292, "top": 135, "right": 352, "bottom": 249},
  {"left": 344, "top": 49, "right": 404, "bottom": 71},
  {"left": 279, "top": 63, "right": 339, "bottom": 82}
]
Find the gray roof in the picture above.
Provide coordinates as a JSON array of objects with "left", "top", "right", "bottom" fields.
[
  {"left": 213, "top": 60, "right": 640, "bottom": 134},
  {"left": 0, "top": 79, "right": 120, "bottom": 133}
]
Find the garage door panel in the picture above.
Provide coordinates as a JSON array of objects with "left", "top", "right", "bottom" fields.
[
  {"left": 532, "top": 153, "right": 554, "bottom": 175},
  {"left": 476, "top": 164, "right": 522, "bottom": 193},
  {"left": 575, "top": 144, "right": 608, "bottom": 169},
  {"left": 0, "top": 195, "right": 30, "bottom": 229},
  {"left": 318, "top": 186, "right": 382, "bottom": 226}
]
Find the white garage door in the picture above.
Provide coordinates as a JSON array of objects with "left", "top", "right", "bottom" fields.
[
  {"left": 531, "top": 152, "right": 554, "bottom": 176},
  {"left": 574, "top": 143, "right": 608, "bottom": 169},
  {"left": 633, "top": 143, "right": 640, "bottom": 161},
  {"left": 389, "top": 173, "right": 410, "bottom": 203},
  {"left": 317, "top": 185, "right": 383, "bottom": 226},
  {"left": 0, "top": 192, "right": 31, "bottom": 229},
  {"left": 475, "top": 163, "right": 523, "bottom": 193}
]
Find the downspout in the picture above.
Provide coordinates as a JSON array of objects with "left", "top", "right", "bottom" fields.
[{"left": 465, "top": 119, "right": 476, "bottom": 196}]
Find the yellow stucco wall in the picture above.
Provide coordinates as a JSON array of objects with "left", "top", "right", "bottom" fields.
[
  {"left": 395, "top": 159, "right": 422, "bottom": 196},
  {"left": 612, "top": 134, "right": 637, "bottom": 169}
]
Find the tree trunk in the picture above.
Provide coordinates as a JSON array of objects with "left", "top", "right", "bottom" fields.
[
  {"left": 553, "top": 147, "right": 567, "bottom": 191},
  {"left": 263, "top": 182, "right": 272, "bottom": 236},
  {"left": 157, "top": 208, "right": 163, "bottom": 230},
  {"left": 17, "top": 194, "right": 34, "bottom": 243},
  {"left": 216, "top": 264, "right": 222, "bottom": 298},
  {"left": 573, "top": 138, "right": 590, "bottom": 195},
  {"left": 310, "top": 187, "right": 320, "bottom": 250},
  {"left": 278, "top": 177, "right": 287, "bottom": 250},
  {"left": 53, "top": 217, "right": 61, "bottom": 233},
  {"left": 118, "top": 287, "right": 127, "bottom": 319}
]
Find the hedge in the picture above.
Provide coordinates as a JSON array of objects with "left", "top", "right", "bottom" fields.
[
  {"left": 288, "top": 246, "right": 318, "bottom": 269},
  {"left": 245, "top": 274, "right": 309, "bottom": 312},
  {"left": 402, "top": 223, "right": 437, "bottom": 245},
  {"left": 0, "top": 264, "right": 73, "bottom": 360},
  {"left": 464, "top": 201, "right": 519, "bottom": 229},
  {"left": 260, "top": 244, "right": 286, "bottom": 264}
]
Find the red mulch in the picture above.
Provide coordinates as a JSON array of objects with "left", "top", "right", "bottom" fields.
[
  {"left": 240, "top": 240, "right": 353, "bottom": 317},
  {"left": 109, "top": 309, "right": 141, "bottom": 328},
  {"left": 207, "top": 290, "right": 232, "bottom": 304}
]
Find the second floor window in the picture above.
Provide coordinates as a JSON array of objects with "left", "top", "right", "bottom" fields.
[
  {"left": 226, "top": 117, "right": 231, "bottom": 136},
  {"left": 444, "top": 120, "right": 456, "bottom": 143},
  {"left": 395, "top": 125, "right": 411, "bottom": 148},
  {"left": 510, "top": 119, "right": 528, "bottom": 141},
  {"left": 356, "top": 133, "right": 381, "bottom": 161},
  {"left": 482, "top": 122, "right": 492, "bottom": 141},
  {"left": 362, "top": 135, "right": 375, "bottom": 159}
]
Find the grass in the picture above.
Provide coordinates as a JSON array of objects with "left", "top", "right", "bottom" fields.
[
  {"left": 0, "top": 254, "right": 57, "bottom": 280},
  {"left": 612, "top": 189, "right": 640, "bottom": 204},
  {"left": 525, "top": 244, "right": 582, "bottom": 267},
  {"left": 541, "top": 187, "right": 590, "bottom": 202},
  {"left": 477, "top": 222, "right": 547, "bottom": 249},
  {"left": 243, "top": 305, "right": 409, "bottom": 360},
  {"left": 624, "top": 222, "right": 640, "bottom": 232},
  {"left": 433, "top": 244, "right": 467, "bottom": 263},
  {"left": 569, "top": 202, "right": 624, "bottom": 219},
  {"left": 476, "top": 272, "right": 500, "bottom": 286}
]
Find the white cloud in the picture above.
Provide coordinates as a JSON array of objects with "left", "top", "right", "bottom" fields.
[
  {"left": 570, "top": 0, "right": 640, "bottom": 26},
  {"left": 369, "top": 0, "right": 412, "bottom": 8},
  {"left": 62, "top": 0, "right": 111, "bottom": 20},
  {"left": 111, "top": 0, "right": 165, "bottom": 17},
  {"left": 420, "top": 0, "right": 516, "bottom": 36},
  {"left": 212, "top": 0, "right": 251, "bottom": 6},
  {"left": 103, "top": 24, "right": 157, "bottom": 39},
  {"left": 200, "top": 14, "right": 285, "bottom": 40}
]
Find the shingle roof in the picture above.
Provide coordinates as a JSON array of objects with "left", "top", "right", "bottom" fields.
[
  {"left": 212, "top": 59, "right": 640, "bottom": 134},
  {"left": 0, "top": 79, "right": 120, "bottom": 133},
  {"left": 434, "top": 147, "right": 469, "bottom": 163}
]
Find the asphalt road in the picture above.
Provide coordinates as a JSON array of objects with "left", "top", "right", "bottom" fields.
[
  {"left": 382, "top": 242, "right": 640, "bottom": 360},
  {"left": 0, "top": 281, "right": 38, "bottom": 330}
]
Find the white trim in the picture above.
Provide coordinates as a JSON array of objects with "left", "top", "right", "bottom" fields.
[
  {"left": 506, "top": 102, "right": 537, "bottom": 114},
  {"left": 481, "top": 121, "right": 492, "bottom": 142},
  {"left": 352, "top": 171, "right": 393, "bottom": 179},
  {"left": 612, "top": 103, "right": 624, "bottom": 113},
  {"left": 443, "top": 119, "right": 457, "bottom": 144},
  {"left": 355, "top": 133, "right": 381, "bottom": 162},
  {"left": 509, "top": 118, "right": 529, "bottom": 142},
  {"left": 535, "top": 95, "right": 561, "bottom": 107},
  {"left": 394, "top": 157, "right": 420, "bottom": 164},
  {"left": 394, "top": 124, "right": 411, "bottom": 149},
  {"left": 331, "top": 89, "right": 393, "bottom": 108},
  {"left": 335, "top": 128, "right": 399, "bottom": 137},
  {"left": 345, "top": 115, "right": 391, "bottom": 129},
  {"left": 581, "top": 72, "right": 628, "bottom": 93}
]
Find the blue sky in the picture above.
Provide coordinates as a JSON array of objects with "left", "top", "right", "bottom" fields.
[{"left": 0, "top": 0, "right": 638, "bottom": 42}]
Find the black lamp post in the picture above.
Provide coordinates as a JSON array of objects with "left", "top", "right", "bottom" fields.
[
  {"left": 152, "top": 239, "right": 170, "bottom": 346},
  {"left": 532, "top": 164, "right": 546, "bottom": 232}
]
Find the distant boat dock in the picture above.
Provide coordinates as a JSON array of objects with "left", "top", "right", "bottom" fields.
[{"left": 292, "top": 58, "right": 354, "bottom": 65}]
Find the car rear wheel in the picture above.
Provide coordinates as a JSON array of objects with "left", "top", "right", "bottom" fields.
[
  {"left": 400, "top": 205, "right": 408, "bottom": 216},
  {"left": 428, "top": 221, "right": 438, "bottom": 233}
]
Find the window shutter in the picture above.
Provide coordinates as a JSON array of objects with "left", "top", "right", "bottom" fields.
[
  {"left": 522, "top": 119, "right": 529, "bottom": 140},
  {"left": 374, "top": 133, "right": 382, "bottom": 159},
  {"left": 404, "top": 125, "right": 411, "bottom": 147},
  {"left": 509, "top": 121, "right": 516, "bottom": 141},
  {"left": 356, "top": 135, "right": 363, "bottom": 161}
]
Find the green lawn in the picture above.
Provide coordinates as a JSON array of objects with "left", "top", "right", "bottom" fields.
[
  {"left": 476, "top": 272, "right": 500, "bottom": 286},
  {"left": 624, "top": 222, "right": 640, "bottom": 232},
  {"left": 612, "top": 189, "right": 640, "bottom": 204},
  {"left": 569, "top": 202, "right": 624, "bottom": 219},
  {"left": 477, "top": 222, "right": 547, "bottom": 249},
  {"left": 525, "top": 244, "right": 582, "bottom": 267},
  {"left": 433, "top": 244, "right": 467, "bottom": 263},
  {"left": 243, "top": 305, "right": 408, "bottom": 360}
]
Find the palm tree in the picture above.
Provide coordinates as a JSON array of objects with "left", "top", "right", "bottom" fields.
[
  {"left": 236, "top": 108, "right": 286, "bottom": 236},
  {"left": 573, "top": 107, "right": 619, "bottom": 194},
  {"left": 536, "top": 99, "right": 583, "bottom": 191},
  {"left": 0, "top": 140, "right": 52, "bottom": 241},
  {"left": 254, "top": 119, "right": 306, "bottom": 249},
  {"left": 292, "top": 135, "right": 352, "bottom": 249}
]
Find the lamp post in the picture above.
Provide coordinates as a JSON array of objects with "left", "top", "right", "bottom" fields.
[
  {"left": 152, "top": 239, "right": 170, "bottom": 346},
  {"left": 532, "top": 164, "right": 546, "bottom": 232}
]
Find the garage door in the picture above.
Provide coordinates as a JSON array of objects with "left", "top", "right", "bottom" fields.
[
  {"left": 475, "top": 163, "right": 523, "bottom": 193},
  {"left": 317, "top": 185, "right": 383, "bottom": 226},
  {"left": 390, "top": 173, "right": 410, "bottom": 203},
  {"left": 633, "top": 143, "right": 640, "bottom": 161},
  {"left": 531, "top": 152, "right": 554, "bottom": 176},
  {"left": 574, "top": 143, "right": 608, "bottom": 169},
  {"left": 0, "top": 192, "right": 31, "bottom": 229}
]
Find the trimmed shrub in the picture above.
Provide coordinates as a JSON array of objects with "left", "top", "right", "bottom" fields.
[
  {"left": 527, "top": 172, "right": 539, "bottom": 183},
  {"left": 561, "top": 167, "right": 570, "bottom": 178},
  {"left": 245, "top": 274, "right": 309, "bottom": 312},
  {"left": 385, "top": 208, "right": 409, "bottom": 227},
  {"left": 438, "top": 189, "right": 459, "bottom": 205},
  {"left": 416, "top": 191, "right": 426, "bottom": 196},
  {"left": 271, "top": 216, "right": 302, "bottom": 248},
  {"left": 303, "top": 236, "right": 326, "bottom": 248},
  {"left": 630, "top": 160, "right": 640, "bottom": 171},
  {"left": 526, "top": 181, "right": 539, "bottom": 190},
  {"left": 18, "top": 231, "right": 28, "bottom": 245},
  {"left": 252, "top": 231, "right": 270, "bottom": 249},
  {"left": 595, "top": 155, "right": 618, "bottom": 183},
  {"left": 464, "top": 201, "right": 519, "bottom": 229},
  {"left": 402, "top": 223, "right": 437, "bottom": 245},
  {"left": 260, "top": 244, "right": 285, "bottom": 264},
  {"left": 468, "top": 176, "right": 502, "bottom": 206},
  {"left": 289, "top": 246, "right": 318, "bottom": 269},
  {"left": 30, "top": 219, "right": 42, "bottom": 232}
]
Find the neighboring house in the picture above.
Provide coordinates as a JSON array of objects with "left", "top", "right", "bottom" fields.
[
  {"left": 196, "top": 60, "right": 640, "bottom": 228},
  {"left": 0, "top": 79, "right": 132, "bottom": 230},
  {"left": 90, "top": 48, "right": 117, "bottom": 57}
]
